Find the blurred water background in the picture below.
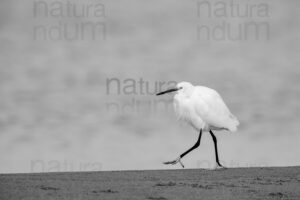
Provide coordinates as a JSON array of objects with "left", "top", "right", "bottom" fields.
[{"left": 0, "top": 0, "right": 299, "bottom": 173}]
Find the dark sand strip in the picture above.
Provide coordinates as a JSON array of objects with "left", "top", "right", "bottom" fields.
[{"left": 1, "top": 167, "right": 300, "bottom": 200}]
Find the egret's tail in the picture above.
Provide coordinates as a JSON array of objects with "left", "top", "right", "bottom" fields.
[{"left": 227, "top": 114, "right": 239, "bottom": 132}]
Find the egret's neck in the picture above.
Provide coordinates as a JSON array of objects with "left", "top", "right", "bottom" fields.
[{"left": 180, "top": 87, "right": 194, "bottom": 98}]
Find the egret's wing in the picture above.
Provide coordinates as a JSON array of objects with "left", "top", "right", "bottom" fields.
[{"left": 194, "top": 87, "right": 239, "bottom": 132}]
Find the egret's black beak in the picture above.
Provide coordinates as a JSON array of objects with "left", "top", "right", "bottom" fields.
[{"left": 156, "top": 88, "right": 179, "bottom": 96}]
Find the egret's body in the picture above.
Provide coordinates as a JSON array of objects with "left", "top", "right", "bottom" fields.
[
  {"left": 156, "top": 82, "right": 239, "bottom": 169},
  {"left": 174, "top": 84, "right": 239, "bottom": 132}
]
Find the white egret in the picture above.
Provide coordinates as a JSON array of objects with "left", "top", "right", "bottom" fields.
[{"left": 156, "top": 82, "right": 239, "bottom": 169}]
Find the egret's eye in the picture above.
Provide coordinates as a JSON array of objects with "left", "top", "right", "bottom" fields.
[{"left": 179, "top": 87, "right": 183, "bottom": 89}]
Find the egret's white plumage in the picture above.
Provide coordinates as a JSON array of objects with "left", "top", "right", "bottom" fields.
[
  {"left": 156, "top": 81, "right": 239, "bottom": 169},
  {"left": 173, "top": 82, "right": 239, "bottom": 132}
]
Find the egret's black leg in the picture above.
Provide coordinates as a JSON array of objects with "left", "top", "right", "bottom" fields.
[
  {"left": 163, "top": 129, "right": 202, "bottom": 168},
  {"left": 209, "top": 130, "right": 223, "bottom": 167},
  {"left": 180, "top": 129, "right": 202, "bottom": 158}
]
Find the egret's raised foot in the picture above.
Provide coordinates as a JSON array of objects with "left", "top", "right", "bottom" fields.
[{"left": 163, "top": 157, "right": 184, "bottom": 168}]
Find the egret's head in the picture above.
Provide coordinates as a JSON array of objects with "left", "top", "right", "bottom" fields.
[
  {"left": 176, "top": 82, "right": 194, "bottom": 96},
  {"left": 156, "top": 81, "right": 194, "bottom": 96}
]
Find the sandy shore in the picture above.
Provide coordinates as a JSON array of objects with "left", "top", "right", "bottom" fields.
[{"left": 1, "top": 167, "right": 300, "bottom": 200}]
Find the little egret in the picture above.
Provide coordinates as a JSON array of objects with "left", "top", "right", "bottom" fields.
[{"left": 156, "top": 82, "right": 239, "bottom": 169}]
